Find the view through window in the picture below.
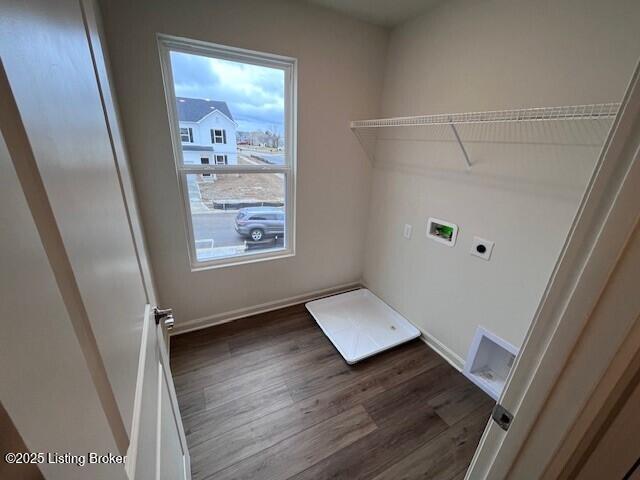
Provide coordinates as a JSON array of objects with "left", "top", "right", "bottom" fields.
[{"left": 160, "top": 37, "right": 296, "bottom": 267}]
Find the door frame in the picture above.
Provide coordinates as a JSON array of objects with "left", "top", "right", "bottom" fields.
[
  {"left": 466, "top": 59, "right": 640, "bottom": 478},
  {"left": 545, "top": 307, "right": 640, "bottom": 479}
]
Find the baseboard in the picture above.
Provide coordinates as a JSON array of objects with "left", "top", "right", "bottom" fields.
[
  {"left": 418, "top": 329, "right": 465, "bottom": 372},
  {"left": 359, "top": 281, "right": 465, "bottom": 372},
  {"left": 172, "top": 280, "right": 466, "bottom": 372},
  {"left": 171, "top": 282, "right": 362, "bottom": 336}
]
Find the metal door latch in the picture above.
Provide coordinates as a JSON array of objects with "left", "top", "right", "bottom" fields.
[
  {"left": 492, "top": 404, "right": 514, "bottom": 431},
  {"left": 154, "top": 307, "right": 175, "bottom": 330}
]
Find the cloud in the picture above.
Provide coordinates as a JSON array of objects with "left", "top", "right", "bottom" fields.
[{"left": 170, "top": 51, "right": 284, "bottom": 132}]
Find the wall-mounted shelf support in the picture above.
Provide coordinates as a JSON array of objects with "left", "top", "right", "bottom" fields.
[
  {"left": 352, "top": 127, "right": 376, "bottom": 163},
  {"left": 449, "top": 121, "right": 472, "bottom": 169},
  {"left": 351, "top": 102, "right": 620, "bottom": 167}
]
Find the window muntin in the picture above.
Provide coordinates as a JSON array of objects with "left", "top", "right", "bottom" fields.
[{"left": 159, "top": 35, "right": 296, "bottom": 269}]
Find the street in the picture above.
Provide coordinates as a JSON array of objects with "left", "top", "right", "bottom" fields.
[
  {"left": 189, "top": 163, "right": 285, "bottom": 260},
  {"left": 192, "top": 211, "right": 284, "bottom": 248},
  {"left": 192, "top": 211, "right": 244, "bottom": 247},
  {"left": 239, "top": 148, "right": 285, "bottom": 165}
]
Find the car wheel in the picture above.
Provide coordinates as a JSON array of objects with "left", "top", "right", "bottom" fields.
[{"left": 250, "top": 228, "right": 264, "bottom": 241}]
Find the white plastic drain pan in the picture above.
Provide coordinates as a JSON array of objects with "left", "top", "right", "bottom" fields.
[{"left": 306, "top": 289, "right": 421, "bottom": 364}]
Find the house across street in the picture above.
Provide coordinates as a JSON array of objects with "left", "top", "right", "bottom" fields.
[{"left": 178, "top": 97, "right": 238, "bottom": 166}]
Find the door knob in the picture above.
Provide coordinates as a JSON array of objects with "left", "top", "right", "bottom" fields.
[{"left": 154, "top": 307, "right": 173, "bottom": 324}]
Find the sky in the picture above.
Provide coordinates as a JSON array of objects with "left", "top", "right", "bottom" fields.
[{"left": 170, "top": 51, "right": 284, "bottom": 134}]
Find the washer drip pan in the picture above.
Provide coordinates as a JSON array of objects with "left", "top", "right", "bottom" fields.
[{"left": 306, "top": 289, "right": 421, "bottom": 364}]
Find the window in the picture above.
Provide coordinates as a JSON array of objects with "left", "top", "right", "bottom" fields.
[
  {"left": 180, "top": 127, "right": 193, "bottom": 143},
  {"left": 201, "top": 157, "right": 211, "bottom": 177},
  {"left": 211, "top": 129, "right": 226, "bottom": 144},
  {"left": 159, "top": 35, "right": 296, "bottom": 269}
]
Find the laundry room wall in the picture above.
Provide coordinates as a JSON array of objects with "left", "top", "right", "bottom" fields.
[
  {"left": 99, "top": 0, "right": 388, "bottom": 329},
  {"left": 362, "top": 0, "right": 640, "bottom": 366}
]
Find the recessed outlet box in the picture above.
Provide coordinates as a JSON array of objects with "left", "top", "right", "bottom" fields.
[
  {"left": 427, "top": 218, "right": 458, "bottom": 247},
  {"left": 403, "top": 224, "right": 413, "bottom": 239},
  {"left": 471, "top": 236, "right": 494, "bottom": 260}
]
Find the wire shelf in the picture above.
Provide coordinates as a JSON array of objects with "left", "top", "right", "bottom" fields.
[
  {"left": 350, "top": 103, "right": 620, "bottom": 129},
  {"left": 350, "top": 103, "right": 620, "bottom": 169}
]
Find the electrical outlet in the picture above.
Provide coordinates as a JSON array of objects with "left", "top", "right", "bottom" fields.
[
  {"left": 403, "top": 224, "right": 413, "bottom": 239},
  {"left": 471, "top": 236, "right": 494, "bottom": 261}
]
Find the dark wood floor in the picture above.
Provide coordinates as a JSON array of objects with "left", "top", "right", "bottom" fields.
[{"left": 170, "top": 303, "right": 494, "bottom": 480}]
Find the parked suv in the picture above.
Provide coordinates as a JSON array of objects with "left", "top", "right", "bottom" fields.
[{"left": 235, "top": 207, "right": 285, "bottom": 242}]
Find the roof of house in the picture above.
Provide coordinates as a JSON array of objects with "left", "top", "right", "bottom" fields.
[{"left": 176, "top": 97, "right": 234, "bottom": 122}]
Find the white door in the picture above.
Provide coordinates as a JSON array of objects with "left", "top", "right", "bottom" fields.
[
  {"left": 127, "top": 307, "right": 190, "bottom": 480},
  {"left": 157, "top": 321, "right": 190, "bottom": 480},
  {"left": 0, "top": 0, "right": 189, "bottom": 478}
]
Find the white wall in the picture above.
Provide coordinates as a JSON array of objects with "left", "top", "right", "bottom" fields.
[
  {"left": 363, "top": 0, "right": 640, "bottom": 365},
  {"left": 99, "top": 0, "right": 387, "bottom": 326}
]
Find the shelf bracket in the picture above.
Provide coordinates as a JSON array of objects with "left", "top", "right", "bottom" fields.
[
  {"left": 449, "top": 122, "right": 472, "bottom": 169},
  {"left": 352, "top": 127, "right": 376, "bottom": 164}
]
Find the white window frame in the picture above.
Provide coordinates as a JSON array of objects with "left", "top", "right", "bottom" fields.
[
  {"left": 211, "top": 129, "right": 226, "bottom": 144},
  {"left": 180, "top": 126, "right": 193, "bottom": 143},
  {"left": 158, "top": 34, "right": 297, "bottom": 270},
  {"left": 215, "top": 154, "right": 227, "bottom": 165}
]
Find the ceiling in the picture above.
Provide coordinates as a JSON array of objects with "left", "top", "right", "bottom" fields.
[{"left": 303, "top": 0, "right": 443, "bottom": 27}]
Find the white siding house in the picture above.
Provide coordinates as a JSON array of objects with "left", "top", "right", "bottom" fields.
[{"left": 177, "top": 97, "right": 238, "bottom": 166}]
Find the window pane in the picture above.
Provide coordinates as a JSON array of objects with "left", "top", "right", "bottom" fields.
[
  {"left": 186, "top": 173, "right": 286, "bottom": 262},
  {"left": 169, "top": 51, "right": 286, "bottom": 166},
  {"left": 180, "top": 127, "right": 191, "bottom": 142}
]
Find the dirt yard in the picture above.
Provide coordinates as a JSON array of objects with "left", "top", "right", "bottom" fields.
[{"left": 197, "top": 156, "right": 284, "bottom": 205}]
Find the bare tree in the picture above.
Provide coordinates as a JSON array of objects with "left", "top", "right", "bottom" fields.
[{"left": 269, "top": 125, "right": 281, "bottom": 149}]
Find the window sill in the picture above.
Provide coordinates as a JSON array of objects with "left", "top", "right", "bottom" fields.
[{"left": 189, "top": 248, "right": 295, "bottom": 272}]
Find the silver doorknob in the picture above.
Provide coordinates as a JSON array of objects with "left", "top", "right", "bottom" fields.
[
  {"left": 164, "top": 315, "right": 175, "bottom": 330},
  {"left": 154, "top": 307, "right": 173, "bottom": 324}
]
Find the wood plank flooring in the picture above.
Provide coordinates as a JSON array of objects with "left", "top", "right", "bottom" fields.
[{"left": 170, "top": 303, "right": 494, "bottom": 480}]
